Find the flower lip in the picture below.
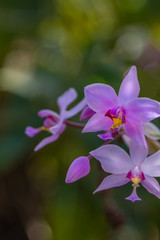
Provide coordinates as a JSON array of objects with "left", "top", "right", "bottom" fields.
[
  {"left": 105, "top": 107, "right": 126, "bottom": 122},
  {"left": 126, "top": 167, "right": 145, "bottom": 182},
  {"left": 126, "top": 188, "right": 141, "bottom": 203},
  {"left": 47, "top": 115, "right": 59, "bottom": 122},
  {"left": 105, "top": 106, "right": 126, "bottom": 130},
  {"left": 126, "top": 166, "right": 145, "bottom": 190}
]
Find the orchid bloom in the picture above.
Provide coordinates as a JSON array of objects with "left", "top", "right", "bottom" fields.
[
  {"left": 25, "top": 88, "right": 86, "bottom": 151},
  {"left": 82, "top": 66, "right": 160, "bottom": 147},
  {"left": 90, "top": 141, "right": 160, "bottom": 202}
]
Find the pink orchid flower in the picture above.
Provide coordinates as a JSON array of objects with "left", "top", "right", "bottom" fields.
[
  {"left": 25, "top": 88, "right": 86, "bottom": 151},
  {"left": 90, "top": 141, "right": 160, "bottom": 202},
  {"left": 82, "top": 66, "right": 160, "bottom": 147}
]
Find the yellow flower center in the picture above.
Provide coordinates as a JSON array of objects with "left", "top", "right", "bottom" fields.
[
  {"left": 40, "top": 126, "right": 50, "bottom": 132},
  {"left": 111, "top": 118, "right": 123, "bottom": 130},
  {"left": 131, "top": 177, "right": 141, "bottom": 188}
]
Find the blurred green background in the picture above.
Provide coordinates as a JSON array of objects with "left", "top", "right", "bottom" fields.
[{"left": 0, "top": 0, "right": 160, "bottom": 239}]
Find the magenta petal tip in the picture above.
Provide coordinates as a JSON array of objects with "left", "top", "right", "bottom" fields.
[
  {"left": 80, "top": 107, "right": 95, "bottom": 121},
  {"left": 25, "top": 126, "right": 41, "bottom": 138},
  {"left": 98, "top": 132, "right": 114, "bottom": 141},
  {"left": 93, "top": 189, "right": 98, "bottom": 195},
  {"left": 65, "top": 156, "right": 90, "bottom": 183},
  {"left": 131, "top": 65, "right": 136, "bottom": 71}
]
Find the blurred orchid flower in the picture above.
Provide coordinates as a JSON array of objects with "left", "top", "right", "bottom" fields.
[
  {"left": 90, "top": 141, "right": 160, "bottom": 202},
  {"left": 82, "top": 66, "right": 160, "bottom": 148},
  {"left": 25, "top": 88, "right": 86, "bottom": 151}
]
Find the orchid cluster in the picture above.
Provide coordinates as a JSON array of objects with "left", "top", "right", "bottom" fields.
[{"left": 25, "top": 66, "right": 160, "bottom": 203}]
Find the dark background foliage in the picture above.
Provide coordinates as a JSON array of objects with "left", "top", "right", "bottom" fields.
[{"left": 0, "top": 0, "right": 160, "bottom": 239}]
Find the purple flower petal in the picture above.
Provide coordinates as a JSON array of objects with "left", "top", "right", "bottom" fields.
[
  {"left": 25, "top": 126, "right": 41, "bottom": 137},
  {"left": 65, "top": 99, "right": 86, "bottom": 119},
  {"left": 124, "top": 120, "right": 147, "bottom": 148},
  {"left": 34, "top": 124, "right": 66, "bottom": 151},
  {"left": 38, "top": 109, "right": 59, "bottom": 119},
  {"left": 141, "top": 174, "right": 160, "bottom": 199},
  {"left": 124, "top": 98, "right": 160, "bottom": 123},
  {"left": 34, "top": 135, "right": 59, "bottom": 151},
  {"left": 93, "top": 174, "right": 129, "bottom": 194},
  {"left": 57, "top": 88, "right": 77, "bottom": 112},
  {"left": 51, "top": 100, "right": 86, "bottom": 133},
  {"left": 43, "top": 118, "right": 55, "bottom": 128},
  {"left": 90, "top": 144, "right": 132, "bottom": 174},
  {"left": 126, "top": 188, "right": 141, "bottom": 203},
  {"left": 82, "top": 113, "right": 113, "bottom": 133},
  {"left": 141, "top": 150, "right": 160, "bottom": 177},
  {"left": 129, "top": 140, "right": 148, "bottom": 165},
  {"left": 49, "top": 114, "right": 64, "bottom": 135},
  {"left": 80, "top": 107, "right": 95, "bottom": 120},
  {"left": 98, "top": 132, "right": 114, "bottom": 141},
  {"left": 118, "top": 66, "right": 140, "bottom": 104},
  {"left": 84, "top": 83, "right": 119, "bottom": 113},
  {"left": 65, "top": 156, "right": 90, "bottom": 183}
]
